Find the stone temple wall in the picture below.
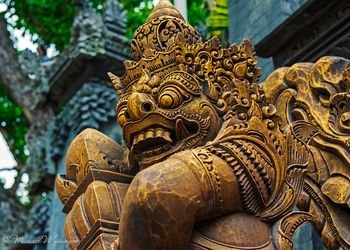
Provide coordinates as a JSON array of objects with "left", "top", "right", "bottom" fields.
[{"left": 228, "top": 0, "right": 307, "bottom": 79}]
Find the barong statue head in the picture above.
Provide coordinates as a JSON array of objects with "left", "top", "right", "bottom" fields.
[{"left": 108, "top": 0, "right": 262, "bottom": 169}]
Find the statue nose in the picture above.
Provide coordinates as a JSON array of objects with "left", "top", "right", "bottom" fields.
[{"left": 127, "top": 92, "right": 155, "bottom": 121}]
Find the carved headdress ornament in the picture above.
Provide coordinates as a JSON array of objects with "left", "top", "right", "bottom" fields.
[{"left": 109, "top": 0, "right": 262, "bottom": 112}]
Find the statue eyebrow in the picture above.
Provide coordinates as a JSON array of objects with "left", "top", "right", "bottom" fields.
[{"left": 158, "top": 73, "right": 202, "bottom": 95}]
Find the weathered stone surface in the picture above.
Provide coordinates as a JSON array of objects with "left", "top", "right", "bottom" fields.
[
  {"left": 322, "top": 176, "right": 350, "bottom": 207},
  {"left": 56, "top": 2, "right": 350, "bottom": 250}
]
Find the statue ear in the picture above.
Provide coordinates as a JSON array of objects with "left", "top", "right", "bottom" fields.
[{"left": 108, "top": 72, "right": 124, "bottom": 96}]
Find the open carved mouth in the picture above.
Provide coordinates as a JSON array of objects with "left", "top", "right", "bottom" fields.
[
  {"left": 123, "top": 113, "right": 201, "bottom": 167},
  {"left": 132, "top": 127, "right": 173, "bottom": 158}
]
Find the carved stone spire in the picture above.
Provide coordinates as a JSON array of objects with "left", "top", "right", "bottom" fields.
[
  {"left": 146, "top": 0, "right": 184, "bottom": 22},
  {"left": 129, "top": 0, "right": 201, "bottom": 60}
]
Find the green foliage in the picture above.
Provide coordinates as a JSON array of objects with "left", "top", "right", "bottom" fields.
[
  {"left": 0, "top": 80, "right": 28, "bottom": 165},
  {"left": 0, "top": 0, "right": 218, "bottom": 51},
  {"left": 0, "top": 0, "right": 105, "bottom": 51},
  {"left": 188, "top": 0, "right": 209, "bottom": 27},
  {"left": 207, "top": 0, "right": 228, "bottom": 38},
  {"left": 119, "top": 0, "right": 209, "bottom": 39},
  {"left": 117, "top": 0, "right": 211, "bottom": 39},
  {"left": 2, "top": 0, "right": 74, "bottom": 51},
  {"left": 119, "top": 0, "right": 154, "bottom": 39}
]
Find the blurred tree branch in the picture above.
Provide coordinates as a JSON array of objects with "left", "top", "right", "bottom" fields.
[
  {"left": 0, "top": 13, "right": 33, "bottom": 122},
  {"left": 0, "top": 13, "right": 53, "bottom": 197},
  {"left": 0, "top": 13, "right": 53, "bottom": 126}
]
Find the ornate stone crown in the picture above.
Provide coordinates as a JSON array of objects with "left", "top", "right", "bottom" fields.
[
  {"left": 130, "top": 0, "right": 201, "bottom": 60},
  {"left": 109, "top": 0, "right": 262, "bottom": 107}
]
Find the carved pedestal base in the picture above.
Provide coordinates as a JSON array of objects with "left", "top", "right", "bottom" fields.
[
  {"left": 58, "top": 169, "right": 131, "bottom": 249},
  {"left": 77, "top": 220, "right": 119, "bottom": 250}
]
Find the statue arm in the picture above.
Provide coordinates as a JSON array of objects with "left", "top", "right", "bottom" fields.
[
  {"left": 118, "top": 116, "right": 307, "bottom": 250},
  {"left": 119, "top": 148, "right": 241, "bottom": 250}
]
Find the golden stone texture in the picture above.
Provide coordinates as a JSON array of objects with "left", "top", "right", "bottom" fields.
[{"left": 56, "top": 0, "right": 350, "bottom": 249}]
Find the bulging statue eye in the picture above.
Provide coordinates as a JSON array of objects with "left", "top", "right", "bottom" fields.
[{"left": 158, "top": 87, "right": 184, "bottom": 109}]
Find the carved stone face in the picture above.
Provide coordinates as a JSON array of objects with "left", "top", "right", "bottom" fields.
[
  {"left": 116, "top": 70, "right": 221, "bottom": 169},
  {"left": 264, "top": 57, "right": 350, "bottom": 166},
  {"left": 286, "top": 58, "right": 350, "bottom": 138}
]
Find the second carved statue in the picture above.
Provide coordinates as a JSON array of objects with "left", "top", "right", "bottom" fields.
[{"left": 56, "top": 0, "right": 350, "bottom": 249}]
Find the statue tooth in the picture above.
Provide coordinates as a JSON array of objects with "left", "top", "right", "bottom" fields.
[
  {"left": 159, "top": 146, "right": 165, "bottom": 154},
  {"left": 145, "top": 150, "right": 153, "bottom": 157},
  {"left": 153, "top": 148, "right": 161, "bottom": 155},
  {"left": 163, "top": 131, "right": 172, "bottom": 142},
  {"left": 152, "top": 128, "right": 157, "bottom": 137},
  {"left": 155, "top": 128, "right": 164, "bottom": 137},
  {"left": 147, "top": 150, "right": 154, "bottom": 157},
  {"left": 138, "top": 133, "right": 145, "bottom": 142},
  {"left": 133, "top": 136, "right": 138, "bottom": 146},
  {"left": 160, "top": 143, "right": 171, "bottom": 152},
  {"left": 146, "top": 129, "right": 154, "bottom": 139},
  {"left": 155, "top": 144, "right": 167, "bottom": 155}
]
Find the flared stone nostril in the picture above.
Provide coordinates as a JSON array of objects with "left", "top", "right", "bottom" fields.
[
  {"left": 127, "top": 92, "right": 155, "bottom": 121},
  {"left": 124, "top": 110, "right": 130, "bottom": 119},
  {"left": 142, "top": 102, "right": 153, "bottom": 112}
]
